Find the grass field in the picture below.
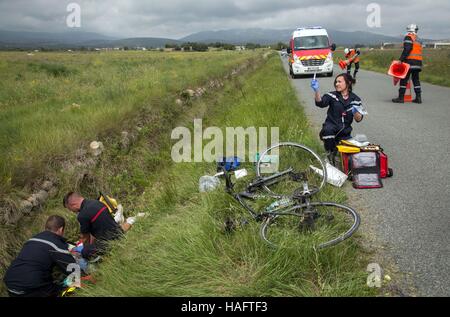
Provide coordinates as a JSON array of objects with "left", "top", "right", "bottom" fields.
[
  {"left": 72, "top": 54, "right": 378, "bottom": 297},
  {"left": 334, "top": 48, "right": 450, "bottom": 87},
  {"left": 0, "top": 50, "right": 258, "bottom": 195},
  {"left": 0, "top": 51, "right": 381, "bottom": 297},
  {"left": 0, "top": 49, "right": 262, "bottom": 295}
]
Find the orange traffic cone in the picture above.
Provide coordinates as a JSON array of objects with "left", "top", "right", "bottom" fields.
[
  {"left": 404, "top": 80, "right": 413, "bottom": 103},
  {"left": 393, "top": 77, "right": 400, "bottom": 86},
  {"left": 388, "top": 61, "right": 410, "bottom": 79}
]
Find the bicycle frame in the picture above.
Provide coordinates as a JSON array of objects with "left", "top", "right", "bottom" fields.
[{"left": 219, "top": 166, "right": 315, "bottom": 221}]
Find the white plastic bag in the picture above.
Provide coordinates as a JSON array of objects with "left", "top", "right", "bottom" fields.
[
  {"left": 347, "top": 134, "right": 370, "bottom": 147},
  {"left": 310, "top": 162, "right": 348, "bottom": 188},
  {"left": 234, "top": 168, "right": 248, "bottom": 179},
  {"left": 199, "top": 175, "right": 221, "bottom": 192}
]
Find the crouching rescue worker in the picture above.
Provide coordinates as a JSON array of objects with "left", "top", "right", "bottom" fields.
[
  {"left": 344, "top": 48, "right": 361, "bottom": 80},
  {"left": 392, "top": 24, "right": 423, "bottom": 104},
  {"left": 3, "top": 215, "right": 77, "bottom": 297},
  {"left": 311, "top": 73, "right": 366, "bottom": 165},
  {"left": 63, "top": 192, "right": 138, "bottom": 261}
]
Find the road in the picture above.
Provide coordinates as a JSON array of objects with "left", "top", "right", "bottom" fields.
[{"left": 281, "top": 55, "right": 450, "bottom": 296}]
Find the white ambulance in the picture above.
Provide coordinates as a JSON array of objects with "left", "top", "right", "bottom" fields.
[{"left": 287, "top": 27, "right": 336, "bottom": 78}]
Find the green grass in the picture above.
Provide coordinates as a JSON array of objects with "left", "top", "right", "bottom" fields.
[
  {"left": 334, "top": 48, "right": 450, "bottom": 87},
  {"left": 72, "top": 54, "right": 378, "bottom": 297},
  {"left": 0, "top": 52, "right": 378, "bottom": 297},
  {"left": 0, "top": 50, "right": 262, "bottom": 295},
  {"left": 0, "top": 50, "right": 258, "bottom": 194}
]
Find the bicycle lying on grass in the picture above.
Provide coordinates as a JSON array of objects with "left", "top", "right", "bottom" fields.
[{"left": 217, "top": 142, "right": 360, "bottom": 249}]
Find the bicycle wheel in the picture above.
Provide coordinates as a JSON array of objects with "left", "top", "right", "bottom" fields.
[
  {"left": 260, "top": 202, "right": 360, "bottom": 249},
  {"left": 256, "top": 142, "right": 326, "bottom": 198}
]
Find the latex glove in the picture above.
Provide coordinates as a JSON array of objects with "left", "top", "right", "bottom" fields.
[
  {"left": 310, "top": 79, "right": 320, "bottom": 92},
  {"left": 126, "top": 217, "right": 136, "bottom": 225},
  {"left": 114, "top": 204, "right": 125, "bottom": 224},
  {"left": 62, "top": 276, "right": 73, "bottom": 287},
  {"left": 352, "top": 105, "right": 368, "bottom": 115}
]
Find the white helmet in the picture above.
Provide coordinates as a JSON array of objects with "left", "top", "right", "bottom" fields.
[
  {"left": 406, "top": 24, "right": 419, "bottom": 33},
  {"left": 344, "top": 48, "right": 349, "bottom": 54}
]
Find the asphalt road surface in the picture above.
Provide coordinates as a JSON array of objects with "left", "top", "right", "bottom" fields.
[{"left": 281, "top": 55, "right": 450, "bottom": 296}]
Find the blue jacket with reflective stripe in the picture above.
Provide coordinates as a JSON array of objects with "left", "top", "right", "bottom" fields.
[
  {"left": 315, "top": 91, "right": 362, "bottom": 132},
  {"left": 3, "top": 231, "right": 76, "bottom": 292}
]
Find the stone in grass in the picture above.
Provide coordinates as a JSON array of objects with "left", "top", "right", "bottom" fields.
[
  {"left": 27, "top": 190, "right": 49, "bottom": 207},
  {"left": 19, "top": 200, "right": 33, "bottom": 215},
  {"left": 89, "top": 141, "right": 104, "bottom": 157}
]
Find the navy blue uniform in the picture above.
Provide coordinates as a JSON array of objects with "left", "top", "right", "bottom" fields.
[
  {"left": 77, "top": 199, "right": 123, "bottom": 259},
  {"left": 3, "top": 231, "right": 76, "bottom": 297},
  {"left": 315, "top": 91, "right": 363, "bottom": 152}
]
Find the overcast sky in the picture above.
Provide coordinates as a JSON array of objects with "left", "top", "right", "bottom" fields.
[{"left": 0, "top": 0, "right": 449, "bottom": 39}]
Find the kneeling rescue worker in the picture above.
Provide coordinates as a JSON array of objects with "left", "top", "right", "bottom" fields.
[
  {"left": 311, "top": 73, "right": 366, "bottom": 165},
  {"left": 3, "top": 215, "right": 77, "bottom": 297},
  {"left": 392, "top": 24, "right": 423, "bottom": 104},
  {"left": 63, "top": 192, "right": 137, "bottom": 261}
]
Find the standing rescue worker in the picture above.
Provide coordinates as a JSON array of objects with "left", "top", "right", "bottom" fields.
[
  {"left": 392, "top": 24, "right": 423, "bottom": 104},
  {"left": 344, "top": 48, "right": 361, "bottom": 80},
  {"left": 3, "top": 215, "right": 77, "bottom": 297}
]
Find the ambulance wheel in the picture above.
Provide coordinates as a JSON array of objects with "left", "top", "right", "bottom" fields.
[{"left": 387, "top": 168, "right": 393, "bottom": 177}]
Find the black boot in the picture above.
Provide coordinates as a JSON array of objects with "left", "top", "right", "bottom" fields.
[
  {"left": 327, "top": 150, "right": 337, "bottom": 167},
  {"left": 392, "top": 96, "right": 404, "bottom": 103},
  {"left": 413, "top": 94, "right": 422, "bottom": 104}
]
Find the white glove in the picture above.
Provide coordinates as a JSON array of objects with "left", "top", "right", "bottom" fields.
[
  {"left": 126, "top": 217, "right": 136, "bottom": 225},
  {"left": 352, "top": 105, "right": 368, "bottom": 115},
  {"left": 114, "top": 204, "right": 125, "bottom": 224}
]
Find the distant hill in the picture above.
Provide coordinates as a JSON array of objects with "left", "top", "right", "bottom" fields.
[
  {"left": 0, "top": 30, "right": 181, "bottom": 49},
  {"left": 0, "top": 30, "right": 117, "bottom": 48},
  {"left": 180, "top": 28, "right": 404, "bottom": 46},
  {"left": 0, "top": 28, "right": 422, "bottom": 49},
  {"left": 328, "top": 30, "right": 403, "bottom": 46},
  {"left": 107, "top": 37, "right": 180, "bottom": 48},
  {"left": 180, "top": 28, "right": 286, "bottom": 45}
]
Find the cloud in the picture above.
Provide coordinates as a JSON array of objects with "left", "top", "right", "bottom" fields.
[{"left": 0, "top": 0, "right": 448, "bottom": 39}]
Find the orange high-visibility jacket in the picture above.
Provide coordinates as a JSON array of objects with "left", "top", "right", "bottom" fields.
[
  {"left": 405, "top": 33, "right": 423, "bottom": 61},
  {"left": 345, "top": 49, "right": 360, "bottom": 63}
]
